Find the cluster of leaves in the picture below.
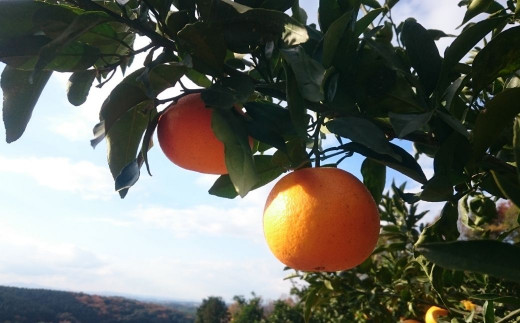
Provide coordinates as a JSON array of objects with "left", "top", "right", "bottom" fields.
[
  {"left": 2, "top": 0, "right": 520, "bottom": 320},
  {"left": 196, "top": 294, "right": 306, "bottom": 323}
]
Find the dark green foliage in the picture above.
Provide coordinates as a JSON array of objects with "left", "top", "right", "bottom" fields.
[
  {"left": 195, "top": 296, "right": 229, "bottom": 323},
  {"left": 0, "top": 285, "right": 195, "bottom": 323},
  {"left": 229, "top": 294, "right": 264, "bottom": 323}
]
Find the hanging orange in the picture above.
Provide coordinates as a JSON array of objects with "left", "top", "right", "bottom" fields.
[
  {"left": 263, "top": 167, "right": 380, "bottom": 272},
  {"left": 157, "top": 93, "right": 228, "bottom": 174}
]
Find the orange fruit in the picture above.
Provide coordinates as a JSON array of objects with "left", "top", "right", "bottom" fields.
[
  {"left": 157, "top": 93, "right": 228, "bottom": 174},
  {"left": 263, "top": 167, "right": 380, "bottom": 272},
  {"left": 461, "top": 300, "right": 476, "bottom": 311},
  {"left": 425, "top": 306, "right": 449, "bottom": 323},
  {"left": 401, "top": 320, "right": 422, "bottom": 323}
]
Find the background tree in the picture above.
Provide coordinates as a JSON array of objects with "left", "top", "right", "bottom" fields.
[
  {"left": 2, "top": 0, "right": 520, "bottom": 321},
  {"left": 228, "top": 294, "right": 264, "bottom": 323},
  {"left": 195, "top": 296, "right": 229, "bottom": 323}
]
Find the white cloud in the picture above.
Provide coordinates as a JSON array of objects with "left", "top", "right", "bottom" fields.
[
  {"left": 0, "top": 219, "right": 291, "bottom": 302},
  {"left": 0, "top": 155, "right": 114, "bottom": 200},
  {"left": 0, "top": 221, "right": 107, "bottom": 278},
  {"left": 130, "top": 204, "right": 263, "bottom": 240}
]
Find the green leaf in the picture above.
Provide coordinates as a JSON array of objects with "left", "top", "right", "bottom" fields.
[
  {"left": 114, "top": 159, "right": 140, "bottom": 194},
  {"left": 354, "top": 8, "right": 385, "bottom": 38},
  {"left": 244, "top": 101, "right": 295, "bottom": 151},
  {"left": 165, "top": 10, "right": 192, "bottom": 37},
  {"left": 285, "top": 63, "right": 308, "bottom": 138},
  {"left": 459, "top": 0, "right": 493, "bottom": 27},
  {"left": 92, "top": 64, "right": 186, "bottom": 147},
  {"left": 106, "top": 102, "right": 155, "bottom": 198},
  {"left": 327, "top": 117, "right": 401, "bottom": 160},
  {"left": 442, "top": 16, "right": 508, "bottom": 79},
  {"left": 436, "top": 108, "right": 470, "bottom": 139},
  {"left": 318, "top": 0, "right": 343, "bottom": 33},
  {"left": 361, "top": 158, "right": 386, "bottom": 203},
  {"left": 388, "top": 111, "right": 432, "bottom": 138},
  {"left": 0, "top": 35, "right": 101, "bottom": 72},
  {"left": 347, "top": 142, "right": 427, "bottom": 184},
  {"left": 322, "top": 10, "right": 353, "bottom": 68},
  {"left": 33, "top": 11, "right": 110, "bottom": 74},
  {"left": 420, "top": 132, "right": 468, "bottom": 201},
  {"left": 471, "top": 88, "right": 520, "bottom": 162},
  {"left": 416, "top": 240, "right": 520, "bottom": 283},
  {"left": 178, "top": 22, "right": 226, "bottom": 75},
  {"left": 514, "top": 117, "right": 520, "bottom": 183},
  {"left": 420, "top": 175, "right": 454, "bottom": 202},
  {"left": 483, "top": 300, "right": 495, "bottom": 323},
  {"left": 212, "top": 109, "right": 257, "bottom": 197},
  {"left": 361, "top": 0, "right": 381, "bottom": 8},
  {"left": 1, "top": 66, "right": 52, "bottom": 143},
  {"left": 416, "top": 202, "right": 460, "bottom": 244},
  {"left": 185, "top": 68, "right": 212, "bottom": 88},
  {"left": 0, "top": 1, "right": 46, "bottom": 40},
  {"left": 491, "top": 170, "right": 520, "bottom": 208},
  {"left": 201, "top": 75, "right": 255, "bottom": 109},
  {"left": 280, "top": 46, "right": 324, "bottom": 102},
  {"left": 222, "top": 8, "right": 308, "bottom": 53},
  {"left": 401, "top": 18, "right": 442, "bottom": 96},
  {"left": 471, "top": 294, "right": 520, "bottom": 307},
  {"left": 209, "top": 155, "right": 285, "bottom": 198},
  {"left": 67, "top": 69, "right": 96, "bottom": 106},
  {"left": 472, "top": 26, "right": 520, "bottom": 94},
  {"left": 235, "top": 0, "right": 295, "bottom": 12}
]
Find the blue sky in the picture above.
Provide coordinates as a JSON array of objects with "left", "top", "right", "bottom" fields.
[{"left": 0, "top": 0, "right": 466, "bottom": 302}]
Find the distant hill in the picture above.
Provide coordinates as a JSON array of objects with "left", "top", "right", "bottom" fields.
[{"left": 0, "top": 285, "right": 195, "bottom": 322}]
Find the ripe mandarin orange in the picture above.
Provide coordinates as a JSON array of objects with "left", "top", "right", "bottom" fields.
[
  {"left": 263, "top": 167, "right": 380, "bottom": 272},
  {"left": 425, "top": 306, "right": 449, "bottom": 323},
  {"left": 157, "top": 93, "right": 227, "bottom": 174}
]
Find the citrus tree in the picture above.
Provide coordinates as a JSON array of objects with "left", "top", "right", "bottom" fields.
[{"left": 1, "top": 0, "right": 520, "bottom": 321}]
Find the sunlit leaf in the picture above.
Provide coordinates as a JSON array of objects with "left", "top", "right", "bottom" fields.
[
  {"left": 361, "top": 158, "right": 386, "bottom": 203},
  {"left": 459, "top": 0, "right": 493, "bottom": 27}
]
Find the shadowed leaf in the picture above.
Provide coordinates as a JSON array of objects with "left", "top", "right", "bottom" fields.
[
  {"left": 471, "top": 88, "right": 520, "bottom": 162},
  {"left": 1, "top": 66, "right": 52, "bottom": 143},
  {"left": 67, "top": 69, "right": 96, "bottom": 106},
  {"left": 212, "top": 108, "right": 257, "bottom": 197},
  {"left": 472, "top": 26, "right": 520, "bottom": 94},
  {"left": 107, "top": 102, "right": 156, "bottom": 198},
  {"left": 416, "top": 240, "right": 520, "bottom": 283},
  {"left": 209, "top": 155, "right": 284, "bottom": 198}
]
